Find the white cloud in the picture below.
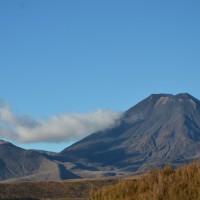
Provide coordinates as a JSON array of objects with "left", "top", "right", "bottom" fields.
[{"left": 0, "top": 102, "right": 122, "bottom": 143}]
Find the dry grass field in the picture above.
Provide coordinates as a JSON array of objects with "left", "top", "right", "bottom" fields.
[
  {"left": 0, "top": 178, "right": 117, "bottom": 200},
  {"left": 90, "top": 162, "right": 200, "bottom": 200},
  {"left": 1, "top": 162, "right": 200, "bottom": 200}
]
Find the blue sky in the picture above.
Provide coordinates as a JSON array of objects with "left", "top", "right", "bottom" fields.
[{"left": 0, "top": 0, "right": 200, "bottom": 152}]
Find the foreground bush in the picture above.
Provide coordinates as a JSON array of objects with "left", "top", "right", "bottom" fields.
[{"left": 90, "top": 163, "right": 200, "bottom": 200}]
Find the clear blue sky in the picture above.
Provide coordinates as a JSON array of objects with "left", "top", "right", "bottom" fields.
[{"left": 0, "top": 0, "right": 200, "bottom": 152}]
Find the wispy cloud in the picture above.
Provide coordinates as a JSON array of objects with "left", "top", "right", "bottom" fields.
[{"left": 0, "top": 102, "right": 122, "bottom": 143}]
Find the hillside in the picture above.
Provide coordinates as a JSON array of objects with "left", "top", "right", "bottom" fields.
[
  {"left": 0, "top": 140, "right": 79, "bottom": 181},
  {"left": 1, "top": 93, "right": 200, "bottom": 180},
  {"left": 61, "top": 93, "right": 200, "bottom": 175}
]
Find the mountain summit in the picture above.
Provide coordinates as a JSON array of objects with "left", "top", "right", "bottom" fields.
[
  {"left": 61, "top": 93, "right": 200, "bottom": 174},
  {"left": 1, "top": 93, "right": 200, "bottom": 180}
]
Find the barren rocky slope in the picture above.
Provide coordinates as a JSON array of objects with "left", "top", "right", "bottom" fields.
[
  {"left": 0, "top": 140, "right": 79, "bottom": 181},
  {"left": 1, "top": 93, "right": 200, "bottom": 180},
  {"left": 61, "top": 93, "right": 200, "bottom": 173}
]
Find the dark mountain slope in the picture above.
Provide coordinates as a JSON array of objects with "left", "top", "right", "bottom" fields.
[
  {"left": 0, "top": 140, "right": 79, "bottom": 181},
  {"left": 61, "top": 93, "right": 200, "bottom": 173},
  {"left": 1, "top": 93, "right": 200, "bottom": 180}
]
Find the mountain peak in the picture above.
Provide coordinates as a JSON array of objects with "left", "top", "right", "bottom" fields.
[
  {"left": 174, "top": 93, "right": 197, "bottom": 101},
  {"left": 62, "top": 92, "right": 200, "bottom": 175},
  {"left": 150, "top": 93, "right": 193, "bottom": 99},
  {"left": 149, "top": 93, "right": 199, "bottom": 105},
  {"left": 0, "top": 139, "right": 11, "bottom": 145}
]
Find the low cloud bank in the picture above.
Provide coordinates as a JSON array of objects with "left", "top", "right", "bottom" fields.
[{"left": 0, "top": 102, "right": 122, "bottom": 143}]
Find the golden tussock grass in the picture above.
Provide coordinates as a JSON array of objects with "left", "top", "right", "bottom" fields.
[{"left": 90, "top": 162, "right": 200, "bottom": 200}]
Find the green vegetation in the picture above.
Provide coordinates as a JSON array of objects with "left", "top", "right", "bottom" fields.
[{"left": 90, "top": 163, "right": 200, "bottom": 200}]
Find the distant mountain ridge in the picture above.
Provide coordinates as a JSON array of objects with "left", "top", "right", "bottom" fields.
[
  {"left": 0, "top": 139, "right": 79, "bottom": 181},
  {"left": 1, "top": 93, "right": 200, "bottom": 181}
]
